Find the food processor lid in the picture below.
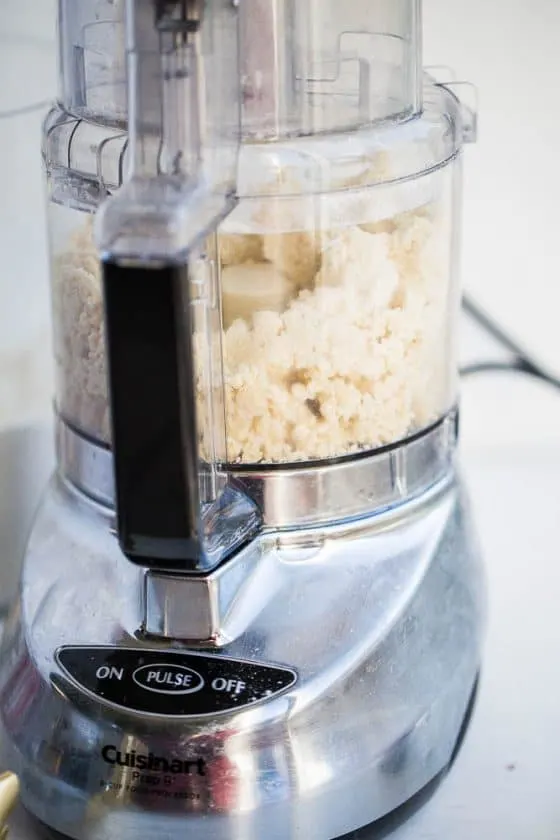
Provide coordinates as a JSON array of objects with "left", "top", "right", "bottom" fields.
[
  {"left": 239, "top": 0, "right": 422, "bottom": 139},
  {"left": 57, "top": 0, "right": 128, "bottom": 125},
  {"left": 95, "top": 0, "right": 260, "bottom": 573},
  {"left": 48, "top": 1, "right": 477, "bottom": 213},
  {"left": 57, "top": 0, "right": 423, "bottom": 132},
  {"left": 55, "top": 0, "right": 466, "bottom": 143},
  {"left": 43, "top": 73, "right": 476, "bottom": 214}
]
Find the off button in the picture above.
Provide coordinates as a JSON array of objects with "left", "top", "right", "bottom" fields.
[{"left": 132, "top": 663, "right": 205, "bottom": 696}]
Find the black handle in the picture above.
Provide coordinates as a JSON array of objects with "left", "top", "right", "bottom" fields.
[{"left": 102, "top": 259, "right": 201, "bottom": 569}]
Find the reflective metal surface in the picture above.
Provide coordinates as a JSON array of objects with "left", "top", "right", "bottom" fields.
[
  {"left": 56, "top": 411, "right": 458, "bottom": 529},
  {"left": 143, "top": 539, "right": 262, "bottom": 643},
  {"left": 142, "top": 479, "right": 453, "bottom": 644},
  {"left": 56, "top": 421, "right": 113, "bottom": 508},
  {"left": 0, "top": 472, "right": 484, "bottom": 840}
]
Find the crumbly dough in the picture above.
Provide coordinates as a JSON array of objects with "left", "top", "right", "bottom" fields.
[
  {"left": 217, "top": 207, "right": 450, "bottom": 463},
  {"left": 52, "top": 217, "right": 111, "bottom": 442},
  {"left": 53, "top": 198, "right": 450, "bottom": 462}
]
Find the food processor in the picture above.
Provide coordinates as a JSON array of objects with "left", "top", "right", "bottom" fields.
[{"left": 0, "top": 0, "right": 485, "bottom": 837}]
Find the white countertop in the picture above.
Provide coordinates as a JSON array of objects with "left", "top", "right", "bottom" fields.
[{"left": 391, "top": 442, "right": 560, "bottom": 840}]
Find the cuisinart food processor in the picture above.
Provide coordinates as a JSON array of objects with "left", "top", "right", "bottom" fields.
[{"left": 0, "top": 1, "right": 485, "bottom": 837}]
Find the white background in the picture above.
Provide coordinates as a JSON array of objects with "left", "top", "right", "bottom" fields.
[{"left": 1, "top": 1, "right": 560, "bottom": 837}]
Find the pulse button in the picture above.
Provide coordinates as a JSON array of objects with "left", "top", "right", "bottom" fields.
[{"left": 132, "top": 663, "right": 204, "bottom": 696}]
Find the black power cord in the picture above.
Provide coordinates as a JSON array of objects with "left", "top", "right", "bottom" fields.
[{"left": 460, "top": 294, "right": 560, "bottom": 392}]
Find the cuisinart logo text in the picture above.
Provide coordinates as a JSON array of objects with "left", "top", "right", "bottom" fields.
[{"left": 101, "top": 745, "right": 206, "bottom": 776}]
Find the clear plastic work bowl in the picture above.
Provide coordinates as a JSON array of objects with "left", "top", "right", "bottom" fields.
[{"left": 47, "top": 148, "right": 460, "bottom": 464}]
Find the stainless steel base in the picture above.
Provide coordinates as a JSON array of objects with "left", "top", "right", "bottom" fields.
[
  {"left": 0, "top": 473, "right": 485, "bottom": 840},
  {"left": 28, "top": 682, "right": 480, "bottom": 840}
]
